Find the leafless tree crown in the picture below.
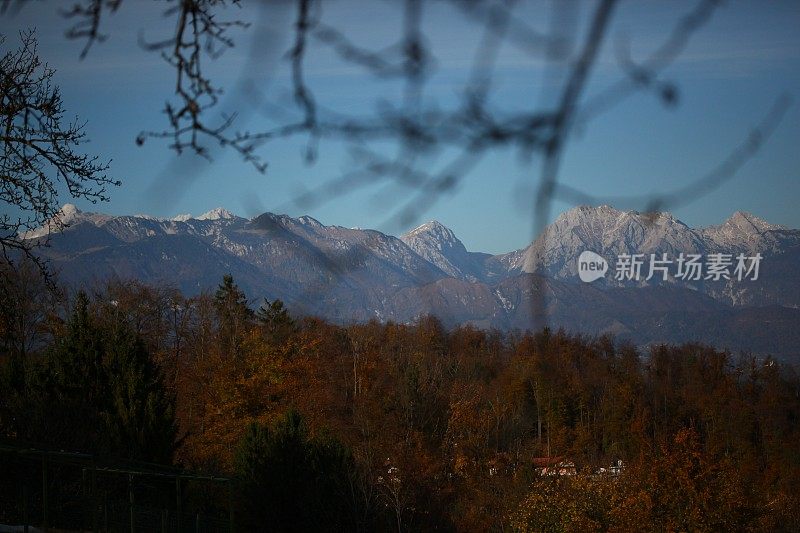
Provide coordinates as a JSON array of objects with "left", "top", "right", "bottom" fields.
[{"left": 0, "top": 29, "right": 115, "bottom": 267}]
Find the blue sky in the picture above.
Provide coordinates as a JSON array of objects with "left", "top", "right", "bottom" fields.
[{"left": 1, "top": 0, "right": 798, "bottom": 254}]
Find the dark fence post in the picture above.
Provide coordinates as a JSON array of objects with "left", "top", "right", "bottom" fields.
[
  {"left": 176, "top": 475, "right": 182, "bottom": 533},
  {"left": 82, "top": 467, "right": 88, "bottom": 528},
  {"left": 41, "top": 456, "right": 48, "bottom": 528},
  {"left": 91, "top": 463, "right": 97, "bottom": 533},
  {"left": 129, "top": 473, "right": 135, "bottom": 533},
  {"left": 22, "top": 478, "right": 29, "bottom": 533},
  {"left": 228, "top": 480, "right": 234, "bottom": 533}
]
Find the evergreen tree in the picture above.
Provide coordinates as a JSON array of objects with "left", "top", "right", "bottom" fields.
[
  {"left": 103, "top": 322, "right": 176, "bottom": 463},
  {"left": 214, "top": 274, "right": 254, "bottom": 357},
  {"left": 5, "top": 291, "right": 176, "bottom": 463},
  {"left": 234, "top": 409, "right": 364, "bottom": 532},
  {"left": 256, "top": 298, "right": 296, "bottom": 345},
  {"left": 22, "top": 291, "right": 109, "bottom": 452}
]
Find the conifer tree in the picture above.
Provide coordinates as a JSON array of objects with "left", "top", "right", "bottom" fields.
[
  {"left": 256, "top": 298, "right": 296, "bottom": 345},
  {"left": 7, "top": 291, "right": 176, "bottom": 462},
  {"left": 103, "top": 322, "right": 176, "bottom": 463},
  {"left": 234, "top": 409, "right": 364, "bottom": 531},
  {"left": 214, "top": 274, "right": 253, "bottom": 357}
]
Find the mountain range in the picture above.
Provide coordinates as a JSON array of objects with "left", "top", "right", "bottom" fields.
[{"left": 23, "top": 204, "right": 800, "bottom": 360}]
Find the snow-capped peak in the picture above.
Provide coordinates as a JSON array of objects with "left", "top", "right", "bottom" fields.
[
  {"left": 60, "top": 203, "right": 80, "bottom": 221},
  {"left": 20, "top": 203, "right": 84, "bottom": 239},
  {"left": 723, "top": 211, "right": 785, "bottom": 233},
  {"left": 700, "top": 210, "right": 786, "bottom": 251},
  {"left": 554, "top": 204, "right": 623, "bottom": 222},
  {"left": 400, "top": 220, "right": 481, "bottom": 280},
  {"left": 197, "top": 207, "right": 236, "bottom": 220},
  {"left": 171, "top": 213, "right": 193, "bottom": 222},
  {"left": 516, "top": 204, "right": 704, "bottom": 276},
  {"left": 298, "top": 215, "right": 323, "bottom": 227},
  {"left": 46, "top": 203, "right": 84, "bottom": 226},
  {"left": 404, "top": 220, "right": 458, "bottom": 243}
]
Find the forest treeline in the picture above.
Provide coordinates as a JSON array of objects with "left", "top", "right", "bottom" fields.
[{"left": 1, "top": 262, "right": 799, "bottom": 532}]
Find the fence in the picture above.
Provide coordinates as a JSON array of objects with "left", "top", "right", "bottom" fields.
[{"left": 0, "top": 443, "right": 233, "bottom": 532}]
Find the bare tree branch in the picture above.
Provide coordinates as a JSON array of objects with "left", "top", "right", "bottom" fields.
[
  {"left": 0, "top": 30, "right": 115, "bottom": 278},
  {"left": 61, "top": 0, "right": 123, "bottom": 59}
]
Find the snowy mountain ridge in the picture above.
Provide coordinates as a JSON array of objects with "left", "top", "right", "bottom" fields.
[
  {"left": 510, "top": 205, "right": 795, "bottom": 278},
  {"left": 22, "top": 203, "right": 800, "bottom": 313},
  {"left": 18, "top": 203, "right": 800, "bottom": 357}
]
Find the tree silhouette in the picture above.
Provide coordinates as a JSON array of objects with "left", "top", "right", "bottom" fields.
[
  {"left": 234, "top": 409, "right": 364, "bottom": 532},
  {"left": 214, "top": 273, "right": 254, "bottom": 358},
  {"left": 1, "top": 290, "right": 176, "bottom": 462},
  {"left": 0, "top": 30, "right": 116, "bottom": 267},
  {"left": 257, "top": 298, "right": 296, "bottom": 345}
]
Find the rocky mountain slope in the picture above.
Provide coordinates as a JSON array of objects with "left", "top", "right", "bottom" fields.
[{"left": 24, "top": 204, "right": 800, "bottom": 359}]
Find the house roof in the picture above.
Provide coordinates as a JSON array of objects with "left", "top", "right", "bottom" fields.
[{"left": 531, "top": 456, "right": 567, "bottom": 467}]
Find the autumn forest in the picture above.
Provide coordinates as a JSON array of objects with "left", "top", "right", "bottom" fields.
[{"left": 1, "top": 263, "right": 799, "bottom": 531}]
